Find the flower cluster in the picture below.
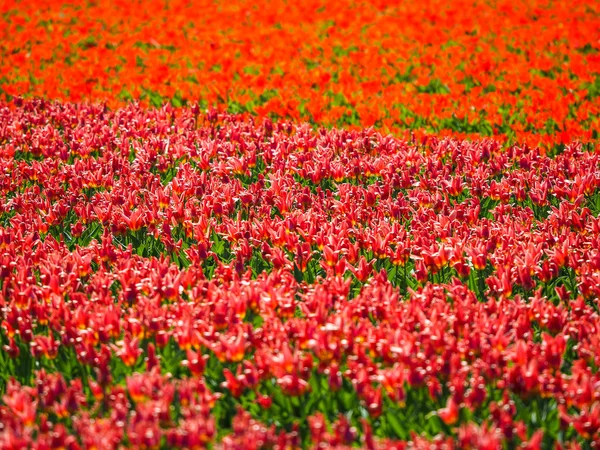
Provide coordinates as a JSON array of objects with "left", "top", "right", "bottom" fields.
[
  {"left": 0, "top": 0, "right": 598, "bottom": 145},
  {"left": 0, "top": 100, "right": 600, "bottom": 448}
]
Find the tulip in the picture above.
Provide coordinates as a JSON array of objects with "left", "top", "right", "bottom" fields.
[
  {"left": 437, "top": 396, "right": 460, "bottom": 426},
  {"left": 111, "top": 336, "right": 142, "bottom": 367}
]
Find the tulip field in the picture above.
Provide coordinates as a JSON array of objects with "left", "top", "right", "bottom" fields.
[{"left": 0, "top": 0, "right": 599, "bottom": 449}]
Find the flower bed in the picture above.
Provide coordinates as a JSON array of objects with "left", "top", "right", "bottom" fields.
[
  {"left": 1, "top": 0, "right": 600, "bottom": 447},
  {"left": 0, "top": 0, "right": 599, "bottom": 145},
  {"left": 0, "top": 101, "right": 599, "bottom": 447}
]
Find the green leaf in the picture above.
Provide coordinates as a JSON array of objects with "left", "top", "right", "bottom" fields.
[{"left": 386, "top": 411, "right": 408, "bottom": 439}]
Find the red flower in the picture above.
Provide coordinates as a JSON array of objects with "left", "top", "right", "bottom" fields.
[
  {"left": 111, "top": 336, "right": 142, "bottom": 367},
  {"left": 437, "top": 396, "right": 460, "bottom": 426}
]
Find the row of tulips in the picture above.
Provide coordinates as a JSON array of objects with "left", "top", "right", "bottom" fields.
[
  {"left": 1, "top": 99, "right": 600, "bottom": 448},
  {"left": 0, "top": 0, "right": 599, "bottom": 145}
]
